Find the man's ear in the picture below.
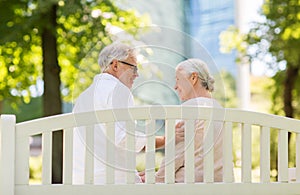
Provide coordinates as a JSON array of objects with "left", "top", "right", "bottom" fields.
[{"left": 111, "top": 59, "right": 118, "bottom": 71}]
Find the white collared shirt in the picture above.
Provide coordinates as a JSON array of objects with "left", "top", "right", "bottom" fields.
[{"left": 72, "top": 73, "right": 146, "bottom": 184}]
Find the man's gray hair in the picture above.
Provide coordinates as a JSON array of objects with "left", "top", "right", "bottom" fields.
[
  {"left": 98, "top": 42, "right": 136, "bottom": 70},
  {"left": 176, "top": 58, "right": 215, "bottom": 92}
]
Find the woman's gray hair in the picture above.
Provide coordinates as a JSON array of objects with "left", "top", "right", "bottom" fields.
[
  {"left": 98, "top": 42, "right": 136, "bottom": 70},
  {"left": 176, "top": 58, "right": 215, "bottom": 92}
]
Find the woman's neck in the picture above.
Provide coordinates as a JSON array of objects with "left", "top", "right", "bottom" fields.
[{"left": 192, "top": 85, "right": 211, "bottom": 99}]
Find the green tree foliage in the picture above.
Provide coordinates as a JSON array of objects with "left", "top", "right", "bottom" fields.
[
  {"left": 0, "top": 0, "right": 149, "bottom": 183},
  {"left": 220, "top": 0, "right": 300, "bottom": 179},
  {"left": 213, "top": 70, "right": 237, "bottom": 108},
  {"left": 220, "top": 0, "right": 300, "bottom": 119},
  {"left": 0, "top": 0, "right": 149, "bottom": 112},
  {"left": 246, "top": 0, "right": 300, "bottom": 119}
]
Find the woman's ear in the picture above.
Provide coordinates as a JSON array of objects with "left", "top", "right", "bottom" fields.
[{"left": 190, "top": 72, "right": 198, "bottom": 85}]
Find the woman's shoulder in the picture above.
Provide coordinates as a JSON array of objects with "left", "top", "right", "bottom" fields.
[{"left": 182, "top": 97, "right": 223, "bottom": 108}]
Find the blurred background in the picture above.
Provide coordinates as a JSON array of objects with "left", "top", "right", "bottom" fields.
[{"left": 1, "top": 0, "right": 299, "bottom": 184}]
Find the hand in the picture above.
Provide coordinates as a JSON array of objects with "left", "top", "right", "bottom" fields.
[
  {"left": 175, "top": 121, "right": 185, "bottom": 143},
  {"left": 138, "top": 170, "right": 145, "bottom": 183}
]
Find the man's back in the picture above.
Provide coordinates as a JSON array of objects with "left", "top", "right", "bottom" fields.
[{"left": 72, "top": 73, "right": 144, "bottom": 184}]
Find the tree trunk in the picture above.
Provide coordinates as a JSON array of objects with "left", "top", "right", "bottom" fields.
[
  {"left": 283, "top": 66, "right": 298, "bottom": 118},
  {"left": 0, "top": 100, "right": 3, "bottom": 113},
  {"left": 283, "top": 65, "right": 299, "bottom": 168},
  {"left": 41, "top": 4, "right": 63, "bottom": 184}
]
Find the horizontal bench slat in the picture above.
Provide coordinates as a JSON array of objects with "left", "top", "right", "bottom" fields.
[
  {"left": 15, "top": 107, "right": 300, "bottom": 137},
  {"left": 15, "top": 183, "right": 300, "bottom": 195}
]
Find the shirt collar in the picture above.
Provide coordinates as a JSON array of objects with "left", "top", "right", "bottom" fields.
[
  {"left": 94, "top": 73, "right": 129, "bottom": 89},
  {"left": 94, "top": 73, "right": 119, "bottom": 82}
]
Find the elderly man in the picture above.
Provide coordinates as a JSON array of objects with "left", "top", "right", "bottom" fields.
[{"left": 72, "top": 42, "right": 165, "bottom": 184}]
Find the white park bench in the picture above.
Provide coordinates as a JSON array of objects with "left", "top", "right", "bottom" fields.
[{"left": 1, "top": 105, "right": 300, "bottom": 195}]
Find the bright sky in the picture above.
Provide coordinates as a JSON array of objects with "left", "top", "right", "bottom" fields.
[{"left": 238, "top": 0, "right": 269, "bottom": 76}]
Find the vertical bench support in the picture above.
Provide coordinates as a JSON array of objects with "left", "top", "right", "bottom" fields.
[{"left": 0, "top": 115, "right": 16, "bottom": 195}]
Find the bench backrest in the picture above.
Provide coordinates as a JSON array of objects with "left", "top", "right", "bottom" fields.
[{"left": 1, "top": 106, "right": 300, "bottom": 195}]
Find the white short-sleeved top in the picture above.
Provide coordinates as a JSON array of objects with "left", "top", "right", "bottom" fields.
[
  {"left": 72, "top": 73, "right": 146, "bottom": 184},
  {"left": 155, "top": 97, "right": 225, "bottom": 183}
]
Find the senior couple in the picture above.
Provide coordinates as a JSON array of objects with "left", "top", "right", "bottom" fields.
[{"left": 72, "top": 42, "right": 223, "bottom": 184}]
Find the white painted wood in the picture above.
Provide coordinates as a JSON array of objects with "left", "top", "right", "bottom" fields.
[
  {"left": 260, "top": 126, "right": 270, "bottom": 183},
  {"left": 184, "top": 119, "right": 195, "bottom": 183},
  {"left": 223, "top": 109, "right": 300, "bottom": 132},
  {"left": 296, "top": 133, "right": 300, "bottom": 182},
  {"left": 0, "top": 115, "right": 16, "bottom": 195},
  {"left": 223, "top": 121, "right": 233, "bottom": 183},
  {"left": 126, "top": 120, "right": 135, "bottom": 184},
  {"left": 105, "top": 122, "right": 115, "bottom": 184},
  {"left": 15, "top": 131, "right": 30, "bottom": 185},
  {"left": 203, "top": 120, "right": 214, "bottom": 183},
  {"left": 289, "top": 167, "right": 296, "bottom": 182},
  {"left": 14, "top": 107, "right": 300, "bottom": 136},
  {"left": 63, "top": 128, "right": 73, "bottom": 184},
  {"left": 14, "top": 182, "right": 300, "bottom": 195},
  {"left": 278, "top": 129, "right": 288, "bottom": 182},
  {"left": 3, "top": 106, "right": 300, "bottom": 195},
  {"left": 241, "top": 123, "right": 251, "bottom": 182},
  {"left": 145, "top": 119, "right": 155, "bottom": 184},
  {"left": 42, "top": 131, "right": 52, "bottom": 184},
  {"left": 16, "top": 113, "right": 77, "bottom": 136},
  {"left": 165, "top": 119, "right": 175, "bottom": 184},
  {"left": 84, "top": 125, "right": 94, "bottom": 184}
]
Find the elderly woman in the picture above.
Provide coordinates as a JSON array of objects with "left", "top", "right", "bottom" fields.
[{"left": 155, "top": 58, "right": 224, "bottom": 183}]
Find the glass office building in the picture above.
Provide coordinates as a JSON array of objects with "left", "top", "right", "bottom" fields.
[
  {"left": 122, "top": 0, "right": 238, "bottom": 107},
  {"left": 185, "top": 0, "right": 237, "bottom": 75}
]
